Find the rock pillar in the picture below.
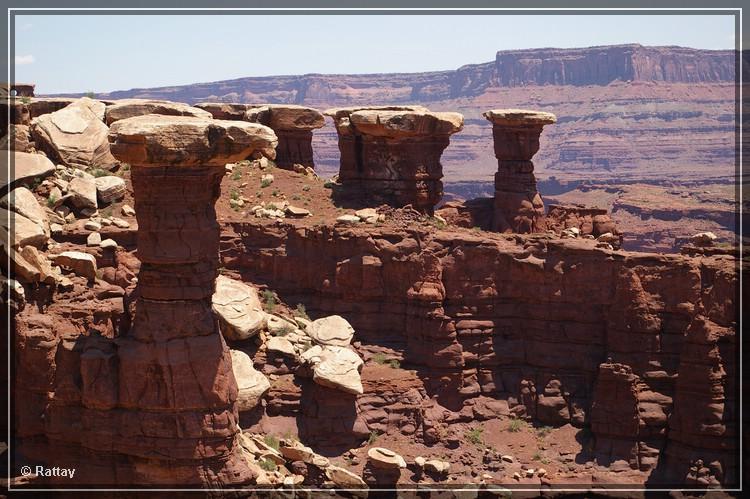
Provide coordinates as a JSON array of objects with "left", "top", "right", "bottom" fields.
[
  {"left": 195, "top": 103, "right": 325, "bottom": 170},
  {"left": 483, "top": 109, "right": 556, "bottom": 233},
  {"left": 106, "top": 115, "right": 277, "bottom": 485},
  {"left": 325, "top": 106, "right": 463, "bottom": 213}
]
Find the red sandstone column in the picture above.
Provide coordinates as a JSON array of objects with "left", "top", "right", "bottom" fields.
[
  {"left": 483, "top": 109, "right": 556, "bottom": 233},
  {"left": 325, "top": 106, "right": 464, "bottom": 213},
  {"left": 107, "top": 115, "right": 277, "bottom": 486}
]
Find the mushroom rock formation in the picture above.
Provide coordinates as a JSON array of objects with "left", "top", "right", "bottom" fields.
[
  {"left": 195, "top": 103, "right": 325, "bottom": 170},
  {"left": 99, "top": 115, "right": 277, "bottom": 485},
  {"left": 253, "top": 104, "right": 325, "bottom": 170},
  {"left": 483, "top": 109, "right": 556, "bottom": 233},
  {"left": 325, "top": 106, "right": 463, "bottom": 213}
]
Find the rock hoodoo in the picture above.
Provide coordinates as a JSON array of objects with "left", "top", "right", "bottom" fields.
[
  {"left": 86, "top": 115, "right": 278, "bottom": 485},
  {"left": 196, "top": 103, "right": 325, "bottom": 170},
  {"left": 325, "top": 106, "right": 463, "bottom": 212},
  {"left": 484, "top": 109, "right": 556, "bottom": 233}
]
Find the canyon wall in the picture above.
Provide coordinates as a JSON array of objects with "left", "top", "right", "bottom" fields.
[
  {"left": 75, "top": 45, "right": 735, "bottom": 105},
  {"left": 219, "top": 221, "right": 738, "bottom": 486}
]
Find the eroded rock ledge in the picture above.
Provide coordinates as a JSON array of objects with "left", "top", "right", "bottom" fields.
[{"left": 220, "top": 219, "right": 737, "bottom": 485}]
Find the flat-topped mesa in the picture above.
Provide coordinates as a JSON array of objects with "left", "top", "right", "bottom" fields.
[
  {"left": 101, "top": 115, "right": 277, "bottom": 486},
  {"left": 195, "top": 102, "right": 325, "bottom": 170},
  {"left": 484, "top": 109, "right": 556, "bottom": 233},
  {"left": 325, "top": 105, "right": 464, "bottom": 213}
]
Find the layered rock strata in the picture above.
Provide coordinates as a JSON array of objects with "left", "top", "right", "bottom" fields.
[
  {"left": 325, "top": 106, "right": 463, "bottom": 212},
  {"left": 13, "top": 115, "right": 278, "bottom": 487},
  {"left": 484, "top": 109, "right": 556, "bottom": 233},
  {"left": 221, "top": 220, "right": 738, "bottom": 486},
  {"left": 196, "top": 103, "right": 325, "bottom": 169},
  {"left": 97, "top": 115, "right": 276, "bottom": 485}
]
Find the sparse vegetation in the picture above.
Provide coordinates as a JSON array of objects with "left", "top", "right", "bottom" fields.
[
  {"left": 271, "top": 189, "right": 279, "bottom": 198},
  {"left": 263, "top": 434, "right": 280, "bottom": 451},
  {"left": 367, "top": 430, "right": 380, "bottom": 445},
  {"left": 302, "top": 185, "right": 311, "bottom": 192},
  {"left": 536, "top": 426, "right": 553, "bottom": 438},
  {"left": 372, "top": 353, "right": 400, "bottom": 369},
  {"left": 230, "top": 188, "right": 240, "bottom": 201},
  {"left": 116, "top": 163, "right": 130, "bottom": 177},
  {"left": 46, "top": 193, "right": 58, "bottom": 208},
  {"left": 259, "top": 458, "right": 277, "bottom": 471},
  {"left": 294, "top": 303, "right": 310, "bottom": 320},
  {"left": 261, "top": 178, "right": 273, "bottom": 188},
  {"left": 507, "top": 417, "right": 526, "bottom": 433},
  {"left": 100, "top": 206, "right": 113, "bottom": 218},
  {"left": 261, "top": 290, "right": 277, "bottom": 312},
  {"left": 323, "top": 179, "right": 335, "bottom": 189},
  {"left": 465, "top": 426, "right": 484, "bottom": 447},
  {"left": 84, "top": 91, "right": 96, "bottom": 98},
  {"left": 428, "top": 216, "right": 447, "bottom": 229},
  {"left": 88, "top": 167, "right": 109, "bottom": 178},
  {"left": 276, "top": 324, "right": 295, "bottom": 337},
  {"left": 231, "top": 169, "right": 242, "bottom": 181}
]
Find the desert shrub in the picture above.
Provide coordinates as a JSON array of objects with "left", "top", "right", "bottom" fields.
[
  {"left": 294, "top": 303, "right": 309, "bottom": 320},
  {"left": 263, "top": 434, "right": 280, "bottom": 451},
  {"left": 261, "top": 178, "right": 272, "bottom": 188},
  {"left": 367, "top": 431, "right": 380, "bottom": 445},
  {"left": 507, "top": 417, "right": 526, "bottom": 433},
  {"left": 465, "top": 426, "right": 484, "bottom": 447},
  {"left": 261, "top": 290, "right": 277, "bottom": 312},
  {"left": 259, "top": 458, "right": 276, "bottom": 471}
]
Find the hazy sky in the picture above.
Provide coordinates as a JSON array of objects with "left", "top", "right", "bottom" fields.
[{"left": 13, "top": 14, "right": 736, "bottom": 94}]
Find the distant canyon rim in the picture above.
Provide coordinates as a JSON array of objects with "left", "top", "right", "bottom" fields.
[{"left": 50, "top": 43, "right": 742, "bottom": 253}]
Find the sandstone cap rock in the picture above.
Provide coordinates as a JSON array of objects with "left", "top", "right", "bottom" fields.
[
  {"left": 483, "top": 109, "right": 557, "bottom": 126},
  {"left": 194, "top": 102, "right": 255, "bottom": 120},
  {"left": 349, "top": 109, "right": 464, "bottom": 138},
  {"left": 263, "top": 105, "right": 326, "bottom": 131},
  {"left": 108, "top": 115, "right": 278, "bottom": 166},
  {"left": 323, "top": 105, "right": 430, "bottom": 121},
  {"left": 104, "top": 99, "right": 212, "bottom": 125}
]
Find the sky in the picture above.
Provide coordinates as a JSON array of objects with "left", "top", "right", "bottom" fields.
[{"left": 13, "top": 14, "right": 737, "bottom": 94}]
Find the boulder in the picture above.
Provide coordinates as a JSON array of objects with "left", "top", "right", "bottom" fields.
[
  {"left": 266, "top": 336, "right": 296, "bottom": 357},
  {"left": 230, "top": 349, "right": 270, "bottom": 411},
  {"left": 54, "top": 250, "right": 97, "bottom": 280},
  {"left": 67, "top": 176, "right": 98, "bottom": 210},
  {"left": 94, "top": 176, "right": 126, "bottom": 204},
  {"left": 0, "top": 124, "right": 31, "bottom": 151},
  {"left": 336, "top": 214, "right": 360, "bottom": 225},
  {"left": 1, "top": 209, "right": 47, "bottom": 248},
  {"left": 1, "top": 187, "right": 49, "bottom": 237},
  {"left": 86, "top": 232, "right": 102, "bottom": 246},
  {"left": 1, "top": 151, "right": 55, "bottom": 192},
  {"left": 307, "top": 315, "right": 355, "bottom": 346},
  {"left": 104, "top": 99, "right": 213, "bottom": 125},
  {"left": 690, "top": 232, "right": 718, "bottom": 246},
  {"left": 310, "top": 345, "right": 364, "bottom": 395},
  {"left": 212, "top": 275, "right": 266, "bottom": 340},
  {"left": 367, "top": 447, "right": 407, "bottom": 470},
  {"left": 18, "top": 246, "right": 58, "bottom": 284},
  {"left": 326, "top": 465, "right": 367, "bottom": 488},
  {"left": 30, "top": 97, "right": 116, "bottom": 168}
]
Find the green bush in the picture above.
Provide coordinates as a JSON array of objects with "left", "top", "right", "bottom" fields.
[{"left": 465, "top": 427, "right": 484, "bottom": 447}]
